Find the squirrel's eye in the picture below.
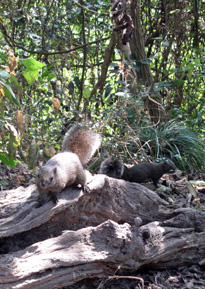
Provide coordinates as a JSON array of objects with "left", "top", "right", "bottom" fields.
[{"left": 50, "top": 177, "right": 53, "bottom": 182}]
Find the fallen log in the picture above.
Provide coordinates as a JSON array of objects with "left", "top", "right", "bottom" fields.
[
  {"left": 0, "top": 174, "right": 204, "bottom": 288},
  {"left": 0, "top": 175, "right": 168, "bottom": 239}
]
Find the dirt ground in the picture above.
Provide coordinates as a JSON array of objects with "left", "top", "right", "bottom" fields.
[
  {"left": 1, "top": 163, "right": 205, "bottom": 289},
  {"left": 63, "top": 265, "right": 205, "bottom": 289}
]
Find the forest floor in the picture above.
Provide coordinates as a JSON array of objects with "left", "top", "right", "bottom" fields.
[{"left": 0, "top": 163, "right": 205, "bottom": 289}]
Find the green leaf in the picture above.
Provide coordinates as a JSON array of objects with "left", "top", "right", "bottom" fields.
[
  {"left": 105, "top": 85, "right": 113, "bottom": 97},
  {"left": 152, "top": 37, "right": 163, "bottom": 40},
  {"left": 47, "top": 73, "right": 55, "bottom": 82},
  {"left": 26, "top": 138, "right": 39, "bottom": 169},
  {"left": 155, "top": 81, "right": 172, "bottom": 88},
  {"left": 0, "top": 180, "right": 9, "bottom": 186},
  {"left": 83, "top": 88, "right": 90, "bottom": 99},
  {"left": 10, "top": 74, "right": 21, "bottom": 87},
  {"left": 0, "top": 80, "right": 20, "bottom": 106},
  {"left": 134, "top": 64, "right": 141, "bottom": 72},
  {"left": 187, "top": 63, "right": 194, "bottom": 72},
  {"left": 20, "top": 58, "right": 45, "bottom": 71},
  {"left": 197, "top": 111, "right": 202, "bottom": 123},
  {"left": 22, "top": 72, "right": 36, "bottom": 85},
  {"left": 173, "top": 79, "right": 184, "bottom": 85},
  {"left": 187, "top": 63, "right": 194, "bottom": 79},
  {"left": 170, "top": 9, "right": 180, "bottom": 14},
  {"left": 109, "top": 63, "right": 119, "bottom": 67},
  {"left": 140, "top": 58, "right": 152, "bottom": 64},
  {"left": 0, "top": 152, "right": 16, "bottom": 168}
]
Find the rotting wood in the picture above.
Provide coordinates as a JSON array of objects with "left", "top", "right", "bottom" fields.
[
  {"left": 0, "top": 219, "right": 204, "bottom": 289},
  {"left": 0, "top": 174, "right": 205, "bottom": 288},
  {"left": 0, "top": 175, "right": 168, "bottom": 238}
]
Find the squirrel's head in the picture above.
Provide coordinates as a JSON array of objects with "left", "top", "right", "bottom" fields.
[
  {"left": 37, "top": 167, "right": 57, "bottom": 189},
  {"left": 163, "top": 161, "right": 176, "bottom": 173}
]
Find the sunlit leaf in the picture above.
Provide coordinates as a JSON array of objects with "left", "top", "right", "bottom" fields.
[
  {"left": 0, "top": 70, "right": 10, "bottom": 78},
  {"left": 20, "top": 58, "right": 45, "bottom": 71},
  {"left": 83, "top": 88, "right": 90, "bottom": 99},
  {"left": 22, "top": 72, "right": 36, "bottom": 85}
]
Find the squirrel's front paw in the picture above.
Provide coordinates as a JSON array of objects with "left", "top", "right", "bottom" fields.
[
  {"left": 83, "top": 184, "right": 90, "bottom": 194},
  {"left": 48, "top": 192, "right": 58, "bottom": 204}
]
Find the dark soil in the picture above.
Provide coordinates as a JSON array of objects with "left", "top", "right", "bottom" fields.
[{"left": 63, "top": 265, "right": 205, "bottom": 289}]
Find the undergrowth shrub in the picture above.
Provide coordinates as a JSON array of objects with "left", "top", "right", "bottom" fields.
[
  {"left": 101, "top": 119, "right": 205, "bottom": 172},
  {"left": 130, "top": 120, "right": 205, "bottom": 171}
]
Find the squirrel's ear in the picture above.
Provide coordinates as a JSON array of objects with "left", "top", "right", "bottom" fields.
[{"left": 53, "top": 167, "right": 57, "bottom": 174}]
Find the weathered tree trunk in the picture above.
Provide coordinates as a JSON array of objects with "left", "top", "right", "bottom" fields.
[
  {"left": 0, "top": 174, "right": 205, "bottom": 288},
  {"left": 129, "top": 0, "right": 164, "bottom": 122}
]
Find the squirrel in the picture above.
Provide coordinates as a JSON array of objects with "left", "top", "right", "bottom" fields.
[
  {"left": 99, "top": 159, "right": 176, "bottom": 187},
  {"left": 36, "top": 125, "right": 101, "bottom": 204},
  {"left": 99, "top": 158, "right": 131, "bottom": 181},
  {"left": 128, "top": 161, "right": 176, "bottom": 187}
]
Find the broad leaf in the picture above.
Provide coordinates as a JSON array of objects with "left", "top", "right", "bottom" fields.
[
  {"left": 20, "top": 58, "right": 45, "bottom": 71},
  {"left": 0, "top": 80, "right": 20, "bottom": 106}
]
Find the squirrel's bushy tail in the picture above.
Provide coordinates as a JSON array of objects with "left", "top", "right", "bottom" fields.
[
  {"left": 99, "top": 158, "right": 124, "bottom": 178},
  {"left": 62, "top": 125, "right": 101, "bottom": 166},
  {"left": 99, "top": 158, "right": 132, "bottom": 181}
]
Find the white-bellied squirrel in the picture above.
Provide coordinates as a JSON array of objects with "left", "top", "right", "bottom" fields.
[
  {"left": 36, "top": 125, "right": 101, "bottom": 204},
  {"left": 99, "top": 158, "right": 176, "bottom": 187}
]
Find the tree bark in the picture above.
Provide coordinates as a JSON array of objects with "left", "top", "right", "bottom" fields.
[
  {"left": 0, "top": 174, "right": 205, "bottom": 288},
  {"left": 129, "top": 0, "right": 164, "bottom": 122}
]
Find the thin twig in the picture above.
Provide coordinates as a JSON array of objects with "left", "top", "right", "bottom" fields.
[
  {"left": 108, "top": 275, "right": 144, "bottom": 289},
  {"left": 109, "top": 275, "right": 144, "bottom": 288}
]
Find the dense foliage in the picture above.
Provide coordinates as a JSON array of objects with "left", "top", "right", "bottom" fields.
[{"left": 0, "top": 0, "right": 204, "bottom": 171}]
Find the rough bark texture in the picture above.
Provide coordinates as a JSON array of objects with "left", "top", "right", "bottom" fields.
[
  {"left": 0, "top": 174, "right": 205, "bottom": 288},
  {"left": 129, "top": 0, "right": 164, "bottom": 122}
]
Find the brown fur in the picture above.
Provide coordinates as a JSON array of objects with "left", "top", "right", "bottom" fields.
[{"left": 36, "top": 126, "right": 101, "bottom": 203}]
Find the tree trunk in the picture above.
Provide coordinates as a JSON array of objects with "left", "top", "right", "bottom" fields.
[
  {"left": 0, "top": 174, "right": 205, "bottom": 288},
  {"left": 129, "top": 0, "right": 164, "bottom": 122}
]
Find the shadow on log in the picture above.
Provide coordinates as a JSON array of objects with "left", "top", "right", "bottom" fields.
[{"left": 0, "top": 174, "right": 205, "bottom": 288}]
